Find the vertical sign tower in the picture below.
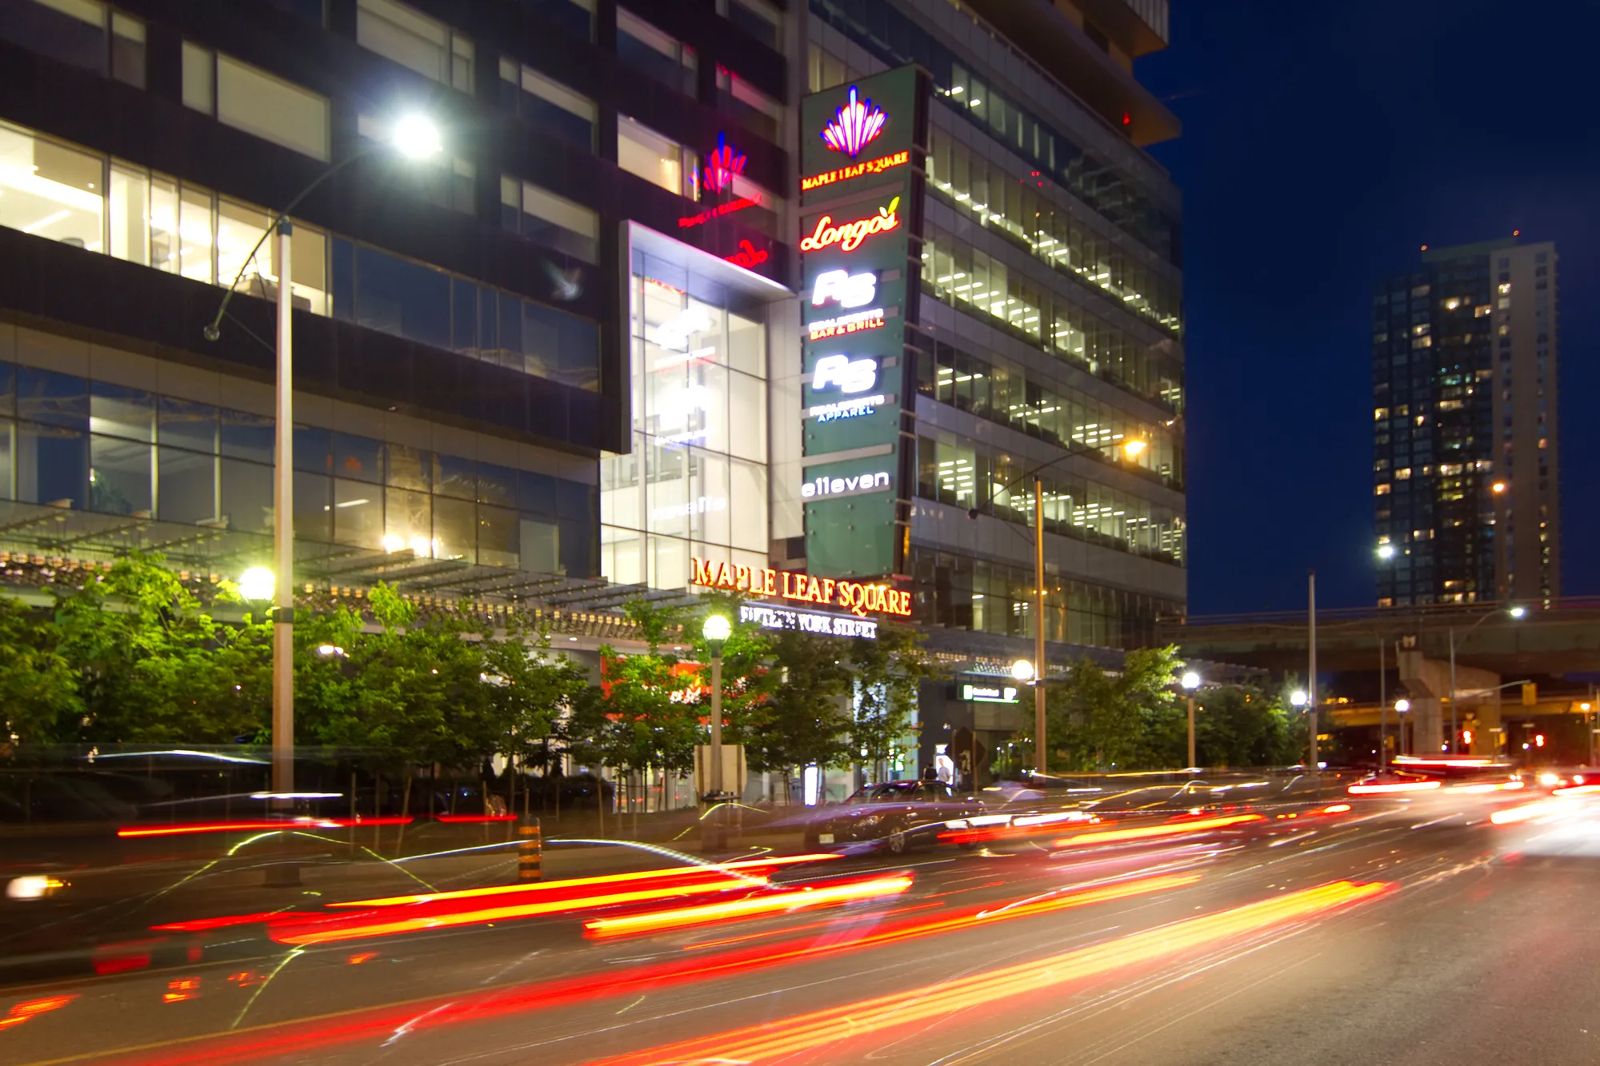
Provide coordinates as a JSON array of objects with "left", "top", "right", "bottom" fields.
[{"left": 798, "top": 67, "right": 930, "bottom": 578}]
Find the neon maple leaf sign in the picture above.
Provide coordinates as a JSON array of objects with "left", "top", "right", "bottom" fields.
[
  {"left": 702, "top": 132, "right": 747, "bottom": 195},
  {"left": 820, "top": 86, "right": 887, "bottom": 158}
]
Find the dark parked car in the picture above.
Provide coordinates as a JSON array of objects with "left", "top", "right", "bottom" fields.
[{"left": 804, "top": 781, "right": 984, "bottom": 854}]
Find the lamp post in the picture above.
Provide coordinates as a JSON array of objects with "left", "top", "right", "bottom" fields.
[
  {"left": 1447, "top": 604, "right": 1526, "bottom": 754},
  {"left": 702, "top": 614, "right": 731, "bottom": 801},
  {"left": 203, "top": 115, "right": 441, "bottom": 799},
  {"left": 1181, "top": 670, "right": 1200, "bottom": 769},
  {"left": 1394, "top": 698, "right": 1411, "bottom": 757},
  {"left": 1009, "top": 658, "right": 1037, "bottom": 773}
]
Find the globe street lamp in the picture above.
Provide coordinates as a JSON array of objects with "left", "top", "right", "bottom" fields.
[
  {"left": 1376, "top": 543, "right": 1396, "bottom": 561},
  {"left": 1181, "top": 670, "right": 1201, "bottom": 769},
  {"left": 204, "top": 114, "right": 442, "bottom": 799},
  {"left": 238, "top": 566, "right": 275, "bottom": 603},
  {"left": 1394, "top": 697, "right": 1411, "bottom": 757},
  {"left": 1010, "top": 658, "right": 1036, "bottom": 683},
  {"left": 702, "top": 613, "right": 732, "bottom": 802}
]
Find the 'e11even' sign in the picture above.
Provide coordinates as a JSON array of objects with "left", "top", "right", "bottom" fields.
[{"left": 690, "top": 557, "right": 911, "bottom": 617}]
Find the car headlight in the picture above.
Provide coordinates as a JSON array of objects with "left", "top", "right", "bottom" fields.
[{"left": 6, "top": 875, "right": 69, "bottom": 901}]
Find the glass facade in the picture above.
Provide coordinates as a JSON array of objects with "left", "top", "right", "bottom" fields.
[
  {"left": 0, "top": 335, "right": 596, "bottom": 575},
  {"left": 808, "top": 0, "right": 1180, "bottom": 264},
  {"left": 601, "top": 257, "right": 770, "bottom": 590},
  {"left": 916, "top": 336, "right": 1182, "bottom": 488},
  {"left": 0, "top": 119, "right": 600, "bottom": 392}
]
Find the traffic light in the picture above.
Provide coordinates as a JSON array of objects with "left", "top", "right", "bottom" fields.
[
  {"left": 1462, "top": 729, "right": 1474, "bottom": 747},
  {"left": 1535, "top": 733, "right": 1546, "bottom": 748},
  {"left": 1522, "top": 683, "right": 1537, "bottom": 707}
]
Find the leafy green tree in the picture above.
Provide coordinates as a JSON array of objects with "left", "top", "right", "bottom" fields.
[
  {"left": 54, "top": 553, "right": 270, "bottom": 744},
  {"left": 1194, "top": 685, "right": 1302, "bottom": 768},
  {"left": 0, "top": 597, "right": 82, "bottom": 745},
  {"left": 845, "top": 622, "right": 935, "bottom": 781},
  {"left": 1043, "top": 645, "right": 1186, "bottom": 771},
  {"left": 737, "top": 629, "right": 852, "bottom": 795}
]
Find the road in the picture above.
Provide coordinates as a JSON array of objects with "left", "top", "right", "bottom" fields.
[{"left": 6, "top": 788, "right": 1600, "bottom": 1065}]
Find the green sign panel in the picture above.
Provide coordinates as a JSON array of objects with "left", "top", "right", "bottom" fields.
[{"left": 799, "top": 66, "right": 928, "bottom": 580}]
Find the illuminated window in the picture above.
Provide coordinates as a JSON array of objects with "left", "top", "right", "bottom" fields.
[
  {"left": 357, "top": 0, "right": 473, "bottom": 93},
  {"left": 1497, "top": 282, "right": 1511, "bottom": 295},
  {"left": 1375, "top": 483, "right": 1391, "bottom": 495},
  {"left": 1373, "top": 406, "right": 1389, "bottom": 420},
  {"left": 618, "top": 117, "right": 698, "bottom": 200},
  {"left": 184, "top": 47, "right": 330, "bottom": 162},
  {"left": 1394, "top": 468, "right": 1411, "bottom": 480}
]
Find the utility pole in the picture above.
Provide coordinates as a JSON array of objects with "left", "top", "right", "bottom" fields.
[
  {"left": 1033, "top": 478, "right": 1047, "bottom": 775},
  {"left": 1307, "top": 570, "right": 1318, "bottom": 773},
  {"left": 1378, "top": 635, "right": 1386, "bottom": 773}
]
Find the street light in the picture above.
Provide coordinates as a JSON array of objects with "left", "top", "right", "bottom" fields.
[
  {"left": 1181, "top": 670, "right": 1200, "bottom": 769},
  {"left": 1376, "top": 543, "right": 1396, "bottom": 561},
  {"left": 203, "top": 113, "right": 442, "bottom": 799},
  {"left": 702, "top": 614, "right": 732, "bottom": 803},
  {"left": 1121, "top": 438, "right": 1148, "bottom": 461},
  {"left": 1394, "top": 697, "right": 1411, "bottom": 757},
  {"left": 1448, "top": 605, "right": 1526, "bottom": 753},
  {"left": 238, "top": 566, "right": 275, "bottom": 603},
  {"left": 1290, "top": 689, "right": 1307, "bottom": 709}
]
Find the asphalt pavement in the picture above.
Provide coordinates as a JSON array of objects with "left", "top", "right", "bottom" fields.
[{"left": 6, "top": 787, "right": 1600, "bottom": 1065}]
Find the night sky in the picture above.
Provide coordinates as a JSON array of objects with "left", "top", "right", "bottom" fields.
[{"left": 1140, "top": 1, "right": 1599, "bottom": 613}]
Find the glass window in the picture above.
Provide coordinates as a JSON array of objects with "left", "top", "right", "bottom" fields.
[
  {"left": 618, "top": 118, "right": 696, "bottom": 199},
  {"left": 89, "top": 433, "right": 151, "bottom": 515},
  {"left": 333, "top": 432, "right": 382, "bottom": 483},
  {"left": 216, "top": 54, "right": 330, "bottom": 161},
  {"left": 520, "top": 515, "right": 559, "bottom": 572},
  {"left": 2, "top": 0, "right": 107, "bottom": 76},
  {"left": 726, "top": 310, "right": 764, "bottom": 377},
  {"left": 89, "top": 380, "right": 152, "bottom": 440},
  {"left": 716, "top": 67, "right": 781, "bottom": 140},
  {"left": 433, "top": 495, "right": 476, "bottom": 562},
  {"left": 433, "top": 453, "right": 475, "bottom": 499},
  {"left": 294, "top": 469, "right": 331, "bottom": 541},
  {"left": 0, "top": 123, "right": 103, "bottom": 252},
  {"left": 17, "top": 421, "right": 87, "bottom": 508},
  {"left": 727, "top": 0, "right": 781, "bottom": 49},
  {"left": 216, "top": 198, "right": 272, "bottom": 296},
  {"left": 219, "top": 456, "right": 272, "bottom": 532},
  {"left": 521, "top": 300, "right": 599, "bottom": 390},
  {"left": 294, "top": 424, "right": 331, "bottom": 474},
  {"left": 149, "top": 175, "right": 177, "bottom": 273},
  {"left": 516, "top": 179, "right": 598, "bottom": 263},
  {"left": 476, "top": 461, "right": 517, "bottom": 508},
  {"left": 385, "top": 442, "right": 431, "bottom": 491},
  {"left": 17, "top": 367, "right": 88, "bottom": 430},
  {"left": 351, "top": 244, "right": 451, "bottom": 351},
  {"left": 356, "top": 0, "right": 473, "bottom": 93},
  {"left": 156, "top": 446, "right": 217, "bottom": 524},
  {"left": 178, "top": 182, "right": 213, "bottom": 282},
  {"left": 181, "top": 42, "right": 214, "bottom": 111},
  {"left": 109, "top": 11, "right": 144, "bottom": 87},
  {"left": 332, "top": 477, "right": 382, "bottom": 548},
  {"left": 220, "top": 407, "right": 272, "bottom": 463},
  {"left": 383, "top": 486, "right": 432, "bottom": 555},
  {"left": 535, "top": 0, "right": 593, "bottom": 39},
  {"left": 107, "top": 162, "right": 148, "bottom": 265},
  {"left": 500, "top": 62, "right": 596, "bottom": 149},
  {"left": 617, "top": 9, "right": 696, "bottom": 95},
  {"left": 478, "top": 503, "right": 519, "bottom": 567}
]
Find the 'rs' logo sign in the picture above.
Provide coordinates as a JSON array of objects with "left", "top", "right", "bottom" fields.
[{"left": 812, "top": 355, "right": 877, "bottom": 394}]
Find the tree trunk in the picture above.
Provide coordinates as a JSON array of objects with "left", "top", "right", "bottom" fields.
[{"left": 397, "top": 769, "right": 413, "bottom": 854}]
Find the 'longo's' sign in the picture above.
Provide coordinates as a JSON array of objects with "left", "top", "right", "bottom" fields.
[{"left": 690, "top": 557, "right": 911, "bottom": 618}]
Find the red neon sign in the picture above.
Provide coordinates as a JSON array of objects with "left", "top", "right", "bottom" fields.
[
  {"left": 678, "top": 194, "right": 763, "bottom": 229},
  {"left": 801, "top": 149, "right": 909, "bottom": 193},
  {"left": 702, "top": 132, "right": 746, "bottom": 194},
  {"left": 799, "top": 197, "right": 901, "bottom": 254},
  {"left": 723, "top": 239, "right": 769, "bottom": 269}
]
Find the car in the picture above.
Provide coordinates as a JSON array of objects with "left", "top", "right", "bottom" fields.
[{"left": 804, "top": 780, "right": 984, "bottom": 854}]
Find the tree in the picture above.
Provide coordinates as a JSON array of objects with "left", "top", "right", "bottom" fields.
[
  {"left": 737, "top": 629, "right": 852, "bottom": 795},
  {"left": 846, "top": 622, "right": 935, "bottom": 781},
  {"left": 1195, "top": 685, "right": 1302, "bottom": 768},
  {"left": 1043, "top": 645, "right": 1186, "bottom": 771},
  {"left": 0, "top": 597, "right": 82, "bottom": 746},
  {"left": 53, "top": 553, "right": 270, "bottom": 745}
]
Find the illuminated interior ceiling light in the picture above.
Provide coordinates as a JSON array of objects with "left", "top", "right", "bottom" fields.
[{"left": 821, "top": 86, "right": 887, "bottom": 158}]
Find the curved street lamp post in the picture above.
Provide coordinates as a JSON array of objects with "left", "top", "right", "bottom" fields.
[{"left": 209, "top": 115, "right": 442, "bottom": 799}]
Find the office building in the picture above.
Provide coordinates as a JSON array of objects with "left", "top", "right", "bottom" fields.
[
  {"left": 0, "top": 0, "right": 792, "bottom": 608},
  {"left": 801, "top": 0, "right": 1185, "bottom": 771},
  {"left": 1373, "top": 237, "right": 1560, "bottom": 606}
]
